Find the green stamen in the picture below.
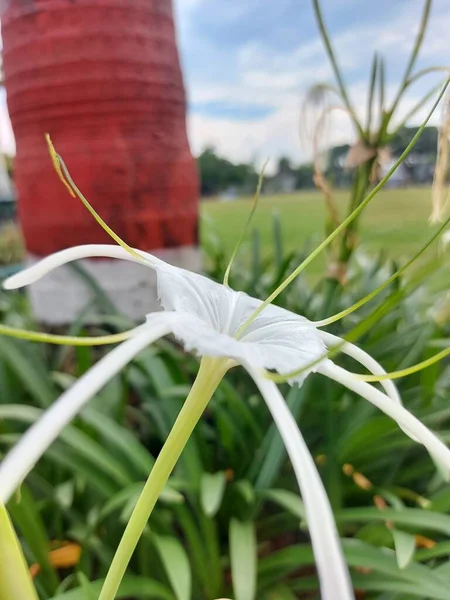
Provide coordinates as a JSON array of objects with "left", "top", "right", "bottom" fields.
[
  {"left": 317, "top": 215, "right": 450, "bottom": 327},
  {"left": 45, "top": 135, "right": 148, "bottom": 263},
  {"left": 349, "top": 348, "right": 450, "bottom": 382},
  {"left": 223, "top": 159, "right": 268, "bottom": 287},
  {"left": 235, "top": 78, "right": 450, "bottom": 339},
  {"left": 0, "top": 324, "right": 134, "bottom": 346}
]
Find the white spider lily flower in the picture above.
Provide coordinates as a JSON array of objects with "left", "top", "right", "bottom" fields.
[{"left": 2, "top": 245, "right": 450, "bottom": 600}]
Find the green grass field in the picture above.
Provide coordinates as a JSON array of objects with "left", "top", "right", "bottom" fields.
[{"left": 201, "top": 187, "right": 443, "bottom": 278}]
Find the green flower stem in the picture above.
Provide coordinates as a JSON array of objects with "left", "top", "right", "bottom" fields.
[
  {"left": 387, "top": 0, "right": 432, "bottom": 123},
  {"left": 312, "top": 0, "right": 365, "bottom": 141},
  {"left": 0, "top": 504, "right": 39, "bottom": 600},
  {"left": 99, "top": 357, "right": 229, "bottom": 600}
]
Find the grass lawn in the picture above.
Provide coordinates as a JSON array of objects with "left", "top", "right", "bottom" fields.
[{"left": 201, "top": 186, "right": 445, "bottom": 279}]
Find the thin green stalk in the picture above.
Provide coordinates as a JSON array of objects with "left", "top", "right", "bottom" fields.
[
  {"left": 0, "top": 324, "right": 134, "bottom": 346},
  {"left": 312, "top": 0, "right": 365, "bottom": 140},
  {"left": 0, "top": 505, "right": 39, "bottom": 600},
  {"left": 406, "top": 66, "right": 450, "bottom": 87},
  {"left": 378, "top": 57, "right": 385, "bottom": 127},
  {"left": 99, "top": 357, "right": 229, "bottom": 600},
  {"left": 223, "top": 160, "right": 268, "bottom": 287},
  {"left": 386, "top": 0, "right": 432, "bottom": 127},
  {"left": 366, "top": 54, "right": 379, "bottom": 135},
  {"left": 393, "top": 81, "right": 444, "bottom": 132},
  {"left": 338, "top": 157, "right": 376, "bottom": 264}
]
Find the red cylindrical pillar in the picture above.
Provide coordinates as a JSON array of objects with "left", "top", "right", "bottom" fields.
[{"left": 1, "top": 0, "right": 200, "bottom": 322}]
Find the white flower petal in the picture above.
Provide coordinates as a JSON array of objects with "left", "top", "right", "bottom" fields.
[
  {"left": 245, "top": 363, "right": 354, "bottom": 600},
  {"left": 318, "top": 331, "right": 400, "bottom": 402},
  {"left": 0, "top": 317, "right": 171, "bottom": 504},
  {"left": 239, "top": 304, "right": 327, "bottom": 384},
  {"left": 320, "top": 362, "right": 450, "bottom": 476},
  {"left": 318, "top": 331, "right": 418, "bottom": 442},
  {"left": 4, "top": 244, "right": 326, "bottom": 384},
  {"left": 3, "top": 244, "right": 163, "bottom": 290},
  {"left": 157, "top": 267, "right": 326, "bottom": 382},
  {"left": 165, "top": 310, "right": 245, "bottom": 361},
  {"left": 156, "top": 266, "right": 236, "bottom": 331}
]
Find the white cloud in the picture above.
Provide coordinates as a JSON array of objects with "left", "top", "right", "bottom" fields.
[
  {"left": 0, "top": 0, "right": 448, "bottom": 164},
  {"left": 185, "top": 0, "right": 449, "bottom": 163}
]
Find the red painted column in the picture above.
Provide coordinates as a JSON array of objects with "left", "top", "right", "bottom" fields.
[{"left": 1, "top": 0, "right": 199, "bottom": 321}]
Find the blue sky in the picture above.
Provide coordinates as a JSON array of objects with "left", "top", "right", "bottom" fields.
[
  {"left": 0, "top": 0, "right": 448, "bottom": 166},
  {"left": 173, "top": 0, "right": 449, "bottom": 166}
]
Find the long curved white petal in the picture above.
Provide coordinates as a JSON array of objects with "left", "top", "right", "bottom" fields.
[
  {"left": 320, "top": 362, "right": 450, "bottom": 476},
  {"left": 317, "top": 331, "right": 418, "bottom": 442},
  {"left": 0, "top": 318, "right": 171, "bottom": 504},
  {"left": 245, "top": 363, "right": 354, "bottom": 600},
  {"left": 3, "top": 244, "right": 165, "bottom": 290},
  {"left": 317, "top": 331, "right": 400, "bottom": 403}
]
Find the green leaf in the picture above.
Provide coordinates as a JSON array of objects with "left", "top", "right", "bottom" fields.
[
  {"left": 343, "top": 539, "right": 449, "bottom": 599},
  {"left": 351, "top": 572, "right": 446, "bottom": 599},
  {"left": 264, "top": 583, "right": 298, "bottom": 600},
  {"left": 0, "top": 338, "right": 55, "bottom": 407},
  {"left": 415, "top": 541, "right": 450, "bottom": 562},
  {"left": 100, "top": 483, "right": 183, "bottom": 524},
  {"left": 0, "top": 504, "right": 39, "bottom": 600},
  {"left": 152, "top": 535, "right": 191, "bottom": 600},
  {"left": 392, "top": 529, "right": 416, "bottom": 569},
  {"left": 200, "top": 472, "right": 226, "bottom": 517},
  {"left": 76, "top": 573, "right": 96, "bottom": 600},
  {"left": 258, "top": 544, "right": 314, "bottom": 588},
  {"left": 230, "top": 519, "right": 257, "bottom": 600},
  {"left": 81, "top": 408, "right": 155, "bottom": 476},
  {"left": 49, "top": 575, "right": 174, "bottom": 599},
  {"left": 262, "top": 489, "right": 305, "bottom": 520},
  {"left": 0, "top": 405, "right": 132, "bottom": 487},
  {"left": 337, "top": 506, "right": 450, "bottom": 535},
  {"left": 7, "top": 486, "right": 59, "bottom": 594}
]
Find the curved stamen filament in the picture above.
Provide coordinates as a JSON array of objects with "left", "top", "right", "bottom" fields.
[
  {"left": 235, "top": 78, "right": 450, "bottom": 338},
  {"left": 0, "top": 324, "right": 137, "bottom": 346},
  {"left": 315, "top": 215, "right": 450, "bottom": 327},
  {"left": 266, "top": 344, "right": 450, "bottom": 384},
  {"left": 223, "top": 159, "right": 268, "bottom": 287},
  {"left": 45, "top": 135, "right": 149, "bottom": 264},
  {"left": 346, "top": 347, "right": 450, "bottom": 382}
]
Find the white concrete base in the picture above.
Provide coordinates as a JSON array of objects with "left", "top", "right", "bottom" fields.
[{"left": 26, "top": 246, "right": 202, "bottom": 325}]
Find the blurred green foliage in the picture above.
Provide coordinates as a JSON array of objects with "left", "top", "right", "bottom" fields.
[{"left": 1, "top": 216, "right": 450, "bottom": 599}]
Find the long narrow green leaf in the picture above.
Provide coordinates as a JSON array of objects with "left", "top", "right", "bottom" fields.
[
  {"left": 49, "top": 576, "right": 174, "bottom": 600},
  {"left": 81, "top": 408, "right": 155, "bottom": 476},
  {"left": 344, "top": 539, "right": 449, "bottom": 598},
  {"left": 0, "top": 338, "right": 55, "bottom": 407},
  {"left": 152, "top": 534, "right": 192, "bottom": 600},
  {"left": 200, "top": 472, "right": 226, "bottom": 517},
  {"left": 0, "top": 405, "right": 132, "bottom": 487},
  {"left": 8, "top": 486, "right": 59, "bottom": 594},
  {"left": 262, "top": 489, "right": 305, "bottom": 520},
  {"left": 337, "top": 507, "right": 450, "bottom": 535},
  {"left": 230, "top": 519, "right": 257, "bottom": 600},
  {"left": 392, "top": 529, "right": 416, "bottom": 569},
  {"left": 0, "top": 504, "right": 39, "bottom": 600}
]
